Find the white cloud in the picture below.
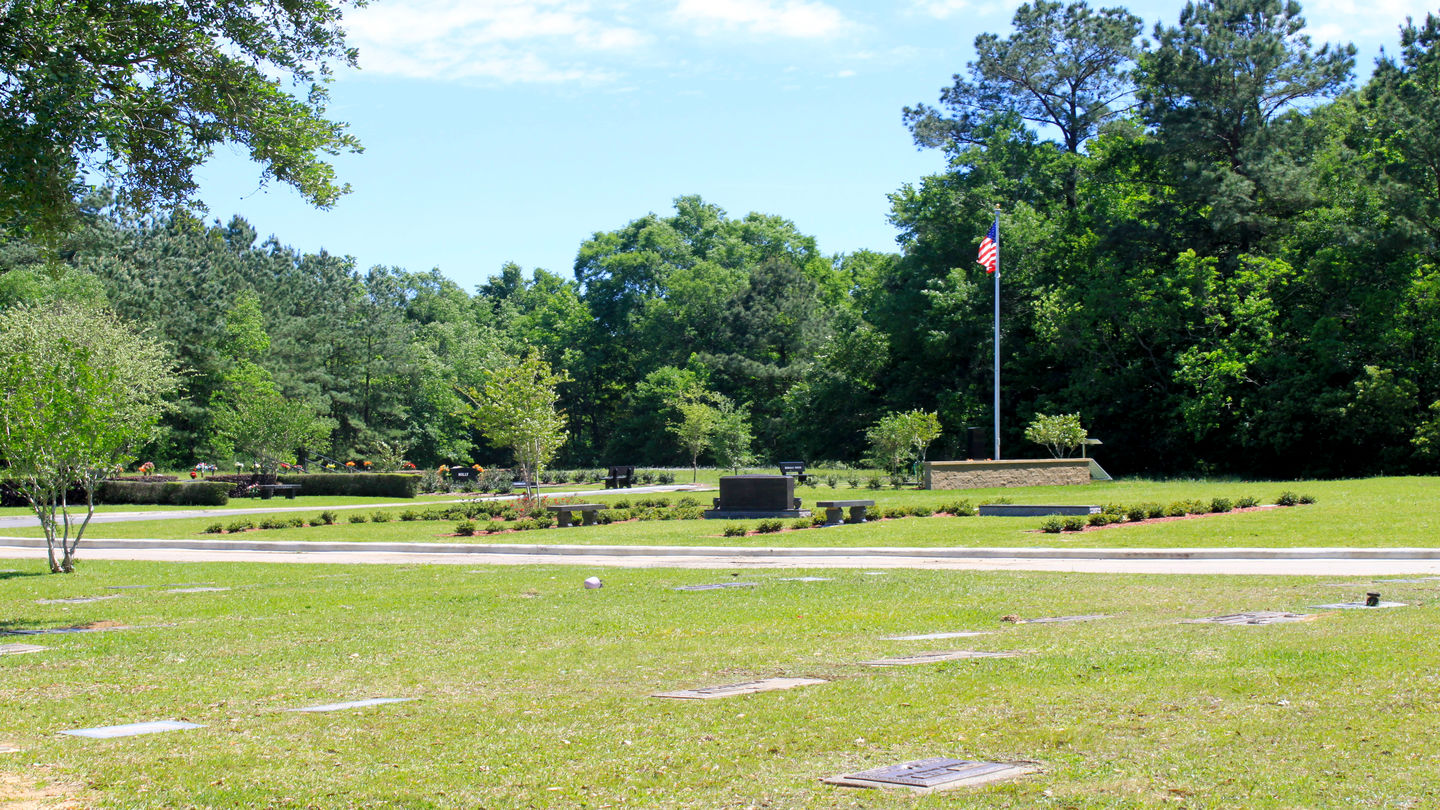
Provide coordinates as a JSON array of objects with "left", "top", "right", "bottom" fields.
[
  {"left": 910, "top": 0, "right": 972, "bottom": 19},
  {"left": 344, "top": 0, "right": 647, "bottom": 82},
  {"left": 671, "top": 0, "right": 854, "bottom": 39}
]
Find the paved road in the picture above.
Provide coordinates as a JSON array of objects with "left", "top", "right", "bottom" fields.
[
  {"left": 0, "top": 485, "right": 704, "bottom": 530},
  {"left": 5, "top": 537, "right": 1440, "bottom": 576}
]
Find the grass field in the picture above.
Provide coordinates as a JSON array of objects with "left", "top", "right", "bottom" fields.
[
  {"left": 2, "top": 557, "right": 1438, "bottom": 808},
  {"left": 6, "top": 476, "right": 1436, "bottom": 550}
]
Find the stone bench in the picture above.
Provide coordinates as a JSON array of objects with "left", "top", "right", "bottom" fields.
[
  {"left": 546, "top": 503, "right": 606, "bottom": 527},
  {"left": 815, "top": 499, "right": 875, "bottom": 526},
  {"left": 256, "top": 484, "right": 301, "bottom": 500}
]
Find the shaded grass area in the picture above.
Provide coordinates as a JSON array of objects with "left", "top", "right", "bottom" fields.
[
  {"left": 8, "top": 476, "right": 1437, "bottom": 549},
  {"left": 2, "top": 559, "right": 1438, "bottom": 808}
]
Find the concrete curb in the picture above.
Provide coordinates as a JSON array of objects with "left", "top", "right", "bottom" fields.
[{"left": 2, "top": 536, "right": 1438, "bottom": 561}]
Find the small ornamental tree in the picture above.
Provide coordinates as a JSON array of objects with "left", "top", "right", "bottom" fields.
[
  {"left": 866, "top": 410, "right": 943, "bottom": 477},
  {"left": 0, "top": 302, "right": 178, "bottom": 573},
  {"left": 709, "top": 398, "right": 757, "bottom": 474},
  {"left": 210, "top": 370, "right": 334, "bottom": 483},
  {"left": 1025, "top": 412, "right": 1088, "bottom": 458},
  {"left": 668, "top": 397, "right": 719, "bottom": 482},
  {"left": 458, "top": 352, "right": 569, "bottom": 497}
]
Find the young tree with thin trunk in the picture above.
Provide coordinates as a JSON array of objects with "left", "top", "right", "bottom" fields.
[
  {"left": 0, "top": 302, "right": 178, "bottom": 573},
  {"left": 458, "top": 352, "right": 569, "bottom": 497}
]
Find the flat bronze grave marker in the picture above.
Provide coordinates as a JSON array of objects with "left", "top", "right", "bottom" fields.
[
  {"left": 1311, "top": 601, "right": 1406, "bottom": 609},
  {"left": 1183, "top": 611, "right": 1315, "bottom": 625},
  {"left": 61, "top": 721, "right": 204, "bottom": 739},
  {"left": 859, "top": 650, "right": 1021, "bottom": 667},
  {"left": 0, "top": 643, "right": 48, "bottom": 655},
  {"left": 1373, "top": 578, "right": 1440, "bottom": 584},
  {"left": 824, "top": 757, "right": 1039, "bottom": 793},
  {"left": 164, "top": 587, "right": 231, "bottom": 594},
  {"left": 651, "top": 677, "right": 827, "bottom": 700},
  {"left": 883, "top": 631, "right": 992, "bottom": 641},
  {"left": 286, "top": 697, "right": 415, "bottom": 713},
  {"left": 36, "top": 594, "right": 123, "bottom": 605},
  {"left": 1013, "top": 614, "right": 1110, "bottom": 624},
  {"left": 105, "top": 585, "right": 151, "bottom": 590},
  {"left": 674, "top": 582, "right": 758, "bottom": 592},
  {"left": 778, "top": 577, "right": 831, "bottom": 583},
  {"left": 2, "top": 623, "right": 169, "bottom": 636}
]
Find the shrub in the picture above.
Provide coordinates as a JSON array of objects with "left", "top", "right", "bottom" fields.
[
  {"left": 454, "top": 520, "right": 476, "bottom": 536},
  {"left": 511, "top": 519, "right": 537, "bottom": 531},
  {"left": 639, "top": 471, "right": 655, "bottom": 485},
  {"left": 1275, "top": 491, "right": 1300, "bottom": 506},
  {"left": 865, "top": 475, "right": 884, "bottom": 490},
  {"left": 755, "top": 519, "right": 784, "bottom": 533},
  {"left": 400, "top": 510, "right": 420, "bottom": 522},
  {"left": 369, "top": 510, "right": 390, "bottom": 523},
  {"left": 1062, "top": 516, "right": 1087, "bottom": 532},
  {"left": 1235, "top": 495, "right": 1260, "bottom": 509},
  {"left": 810, "top": 514, "right": 827, "bottom": 527},
  {"left": 287, "top": 517, "right": 306, "bottom": 528},
  {"left": 1209, "top": 497, "right": 1233, "bottom": 514},
  {"left": 826, "top": 474, "right": 839, "bottom": 488},
  {"left": 1040, "top": 517, "right": 1064, "bottom": 533},
  {"left": 276, "top": 473, "right": 419, "bottom": 499},
  {"left": 258, "top": 517, "right": 287, "bottom": 530},
  {"left": 1145, "top": 503, "right": 1166, "bottom": 520},
  {"left": 418, "top": 470, "right": 448, "bottom": 493},
  {"left": 226, "top": 519, "right": 254, "bottom": 533},
  {"left": 790, "top": 518, "right": 812, "bottom": 530},
  {"left": 484, "top": 521, "right": 506, "bottom": 533},
  {"left": 942, "top": 500, "right": 977, "bottom": 517},
  {"left": 1164, "top": 501, "right": 1189, "bottom": 517},
  {"left": 612, "top": 499, "right": 631, "bottom": 509},
  {"left": 846, "top": 475, "right": 860, "bottom": 488},
  {"left": 1126, "top": 505, "right": 1149, "bottom": 522},
  {"left": 677, "top": 496, "right": 699, "bottom": 508},
  {"left": 203, "top": 523, "right": 225, "bottom": 534},
  {"left": 722, "top": 524, "right": 747, "bottom": 537},
  {"left": 1087, "top": 512, "right": 1110, "bottom": 527},
  {"left": 658, "top": 471, "right": 676, "bottom": 485},
  {"left": 499, "top": 508, "right": 519, "bottom": 521},
  {"left": 97, "top": 480, "right": 231, "bottom": 506},
  {"left": 881, "top": 506, "right": 907, "bottom": 520},
  {"left": 908, "top": 504, "right": 934, "bottom": 517},
  {"left": 348, "top": 514, "right": 368, "bottom": 524},
  {"left": 540, "top": 470, "right": 555, "bottom": 485},
  {"left": 318, "top": 510, "right": 338, "bottom": 525},
  {"left": 1298, "top": 493, "right": 1317, "bottom": 504}
]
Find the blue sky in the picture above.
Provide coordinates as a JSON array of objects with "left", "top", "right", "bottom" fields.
[{"left": 192, "top": 0, "right": 1436, "bottom": 291}]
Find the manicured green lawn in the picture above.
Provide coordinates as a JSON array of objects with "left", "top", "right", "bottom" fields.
[
  {"left": 2, "top": 558, "right": 1437, "bottom": 807},
  {"left": 9, "top": 476, "right": 1437, "bottom": 549}
]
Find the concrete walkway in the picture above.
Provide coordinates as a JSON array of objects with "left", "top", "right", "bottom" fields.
[
  {"left": 5, "top": 536, "right": 1440, "bottom": 576},
  {"left": 0, "top": 485, "right": 705, "bottom": 530}
]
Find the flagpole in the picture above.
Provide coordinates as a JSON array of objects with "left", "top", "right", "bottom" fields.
[{"left": 992, "top": 204, "right": 1001, "bottom": 461}]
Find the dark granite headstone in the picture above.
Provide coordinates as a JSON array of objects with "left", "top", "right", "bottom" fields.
[{"left": 703, "top": 474, "right": 810, "bottom": 519}]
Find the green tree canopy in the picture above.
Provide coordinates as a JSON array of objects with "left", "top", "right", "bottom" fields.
[{"left": 0, "top": 0, "right": 363, "bottom": 234}]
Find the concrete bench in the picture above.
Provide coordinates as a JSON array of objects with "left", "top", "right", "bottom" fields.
[
  {"left": 814, "top": 499, "right": 874, "bottom": 526},
  {"left": 546, "top": 503, "right": 606, "bottom": 527},
  {"left": 256, "top": 484, "right": 301, "bottom": 500}
]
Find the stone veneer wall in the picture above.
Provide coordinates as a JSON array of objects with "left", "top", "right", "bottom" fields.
[{"left": 923, "top": 459, "right": 1091, "bottom": 490}]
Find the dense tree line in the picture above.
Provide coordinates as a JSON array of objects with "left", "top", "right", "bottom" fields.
[{"left": 4, "top": 0, "right": 1440, "bottom": 479}]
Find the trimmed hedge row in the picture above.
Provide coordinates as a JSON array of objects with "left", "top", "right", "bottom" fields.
[
  {"left": 276, "top": 473, "right": 419, "bottom": 499},
  {"left": 97, "top": 481, "right": 232, "bottom": 506}
]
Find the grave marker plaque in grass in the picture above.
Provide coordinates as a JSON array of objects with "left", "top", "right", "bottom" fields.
[
  {"left": 882, "top": 631, "right": 992, "bottom": 641},
  {"left": 778, "top": 577, "right": 831, "bottom": 583},
  {"left": 164, "top": 587, "right": 231, "bottom": 594},
  {"left": 1011, "top": 614, "right": 1110, "bottom": 625},
  {"left": 651, "top": 678, "right": 827, "bottom": 700},
  {"left": 1183, "top": 611, "right": 1317, "bottom": 626},
  {"left": 859, "top": 650, "right": 1021, "bottom": 666},
  {"left": 61, "top": 721, "right": 204, "bottom": 739},
  {"left": 1310, "top": 601, "right": 1406, "bottom": 609},
  {"left": 286, "top": 698, "right": 415, "bottom": 713},
  {"left": 0, "top": 643, "right": 48, "bottom": 655},
  {"left": 674, "top": 583, "right": 758, "bottom": 592},
  {"left": 36, "top": 595, "right": 123, "bottom": 605},
  {"left": 824, "top": 757, "right": 1040, "bottom": 793}
]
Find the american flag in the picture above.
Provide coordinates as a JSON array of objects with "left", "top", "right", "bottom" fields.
[{"left": 977, "top": 221, "right": 998, "bottom": 275}]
